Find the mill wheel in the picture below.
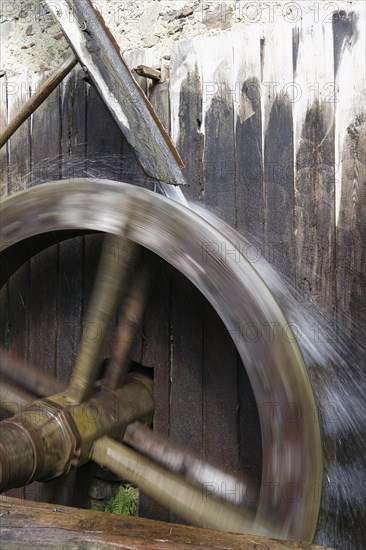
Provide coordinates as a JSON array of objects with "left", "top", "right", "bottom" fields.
[{"left": 0, "top": 179, "right": 323, "bottom": 543}]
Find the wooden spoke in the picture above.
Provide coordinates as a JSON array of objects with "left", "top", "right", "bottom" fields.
[
  {"left": 69, "top": 233, "right": 138, "bottom": 403},
  {"left": 104, "top": 260, "right": 153, "bottom": 390},
  {"left": 123, "top": 423, "right": 257, "bottom": 511},
  {"left": 92, "top": 436, "right": 258, "bottom": 536},
  {"left": 0, "top": 347, "right": 66, "bottom": 397},
  {"left": 0, "top": 378, "right": 34, "bottom": 415}
]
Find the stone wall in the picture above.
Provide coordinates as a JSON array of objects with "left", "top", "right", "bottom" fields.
[{"left": 0, "top": 0, "right": 358, "bottom": 74}]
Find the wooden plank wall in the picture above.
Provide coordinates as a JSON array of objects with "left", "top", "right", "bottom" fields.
[{"left": 0, "top": 1, "right": 365, "bottom": 540}]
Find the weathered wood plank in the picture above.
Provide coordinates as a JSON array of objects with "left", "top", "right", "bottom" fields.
[
  {"left": 3, "top": 73, "right": 32, "bottom": 501},
  {"left": 57, "top": 68, "right": 86, "bottom": 385},
  {"left": 136, "top": 55, "right": 173, "bottom": 520},
  {"left": 84, "top": 84, "right": 114, "bottom": 368},
  {"left": 335, "top": 3, "right": 366, "bottom": 363},
  {"left": 261, "top": 22, "right": 295, "bottom": 279},
  {"left": 0, "top": 497, "right": 334, "bottom": 549},
  {"left": 203, "top": 302, "right": 239, "bottom": 474},
  {"left": 26, "top": 72, "right": 61, "bottom": 504},
  {"left": 233, "top": 27, "right": 264, "bottom": 239},
  {"left": 7, "top": 74, "right": 31, "bottom": 193},
  {"left": 28, "top": 71, "right": 60, "bottom": 380},
  {"left": 169, "top": 42, "right": 205, "bottom": 508},
  {"left": 232, "top": 28, "right": 265, "bottom": 501},
  {"left": 0, "top": 73, "right": 10, "bottom": 368},
  {"left": 237, "top": 355, "right": 262, "bottom": 498},
  {"left": 169, "top": 271, "right": 203, "bottom": 524},
  {"left": 0, "top": 55, "right": 77, "bottom": 149},
  {"left": 170, "top": 39, "right": 204, "bottom": 202},
  {"left": 332, "top": 6, "right": 366, "bottom": 550},
  {"left": 0, "top": 73, "right": 9, "bottom": 197},
  {"left": 201, "top": 34, "right": 236, "bottom": 224},
  {"left": 139, "top": 257, "right": 171, "bottom": 525},
  {"left": 293, "top": 14, "right": 336, "bottom": 314},
  {"left": 45, "top": 0, "right": 185, "bottom": 185},
  {"left": 171, "top": 38, "right": 241, "bottom": 484}
]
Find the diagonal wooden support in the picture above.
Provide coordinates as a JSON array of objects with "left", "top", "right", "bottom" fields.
[
  {"left": 45, "top": 0, "right": 185, "bottom": 186},
  {"left": 0, "top": 54, "right": 78, "bottom": 150}
]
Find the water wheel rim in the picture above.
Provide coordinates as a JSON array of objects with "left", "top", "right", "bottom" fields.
[{"left": 0, "top": 178, "right": 323, "bottom": 542}]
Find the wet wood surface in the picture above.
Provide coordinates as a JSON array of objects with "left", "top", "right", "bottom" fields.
[{"left": 0, "top": 497, "right": 335, "bottom": 550}]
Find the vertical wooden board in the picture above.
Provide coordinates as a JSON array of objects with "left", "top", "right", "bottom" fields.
[
  {"left": 170, "top": 272, "right": 203, "bottom": 450},
  {"left": 26, "top": 73, "right": 61, "bottom": 504},
  {"left": 335, "top": 3, "right": 366, "bottom": 363},
  {"left": 170, "top": 38, "right": 204, "bottom": 202},
  {"left": 56, "top": 68, "right": 87, "bottom": 385},
  {"left": 84, "top": 82, "right": 124, "bottom": 365},
  {"left": 261, "top": 22, "right": 295, "bottom": 279},
  {"left": 141, "top": 258, "right": 171, "bottom": 431},
  {"left": 1, "top": 73, "right": 32, "bottom": 501},
  {"left": 142, "top": 59, "right": 172, "bottom": 404},
  {"left": 169, "top": 271, "right": 203, "bottom": 523},
  {"left": 138, "top": 53, "right": 175, "bottom": 520},
  {"left": 139, "top": 258, "right": 172, "bottom": 522},
  {"left": 237, "top": 356, "right": 262, "bottom": 494},
  {"left": 28, "top": 72, "right": 60, "bottom": 378},
  {"left": 6, "top": 73, "right": 32, "bottom": 367},
  {"left": 233, "top": 27, "right": 264, "bottom": 239},
  {"left": 232, "top": 27, "right": 264, "bottom": 501},
  {"left": 5, "top": 73, "right": 31, "bottom": 404},
  {"left": 0, "top": 73, "right": 9, "bottom": 197},
  {"left": 293, "top": 14, "right": 336, "bottom": 314},
  {"left": 199, "top": 35, "right": 236, "bottom": 224},
  {"left": 0, "top": 74, "right": 9, "bottom": 354},
  {"left": 59, "top": 69, "right": 91, "bottom": 507},
  {"left": 7, "top": 73, "right": 31, "bottom": 192},
  {"left": 85, "top": 82, "right": 123, "bottom": 181},
  {"left": 332, "top": 8, "right": 366, "bottom": 548},
  {"left": 202, "top": 302, "right": 239, "bottom": 473},
  {"left": 170, "top": 41, "right": 205, "bottom": 518}
]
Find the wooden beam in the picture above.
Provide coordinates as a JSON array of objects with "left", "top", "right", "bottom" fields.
[
  {"left": 0, "top": 55, "right": 77, "bottom": 150},
  {"left": 133, "top": 65, "right": 162, "bottom": 82},
  {"left": 45, "top": 0, "right": 185, "bottom": 186},
  {"left": 0, "top": 497, "right": 335, "bottom": 549}
]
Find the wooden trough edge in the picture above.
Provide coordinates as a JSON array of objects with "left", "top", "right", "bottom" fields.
[{"left": 0, "top": 497, "right": 335, "bottom": 550}]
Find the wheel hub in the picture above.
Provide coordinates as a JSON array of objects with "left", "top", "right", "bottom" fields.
[{"left": 0, "top": 373, "right": 153, "bottom": 491}]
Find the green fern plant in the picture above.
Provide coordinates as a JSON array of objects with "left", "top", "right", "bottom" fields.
[{"left": 104, "top": 486, "right": 139, "bottom": 516}]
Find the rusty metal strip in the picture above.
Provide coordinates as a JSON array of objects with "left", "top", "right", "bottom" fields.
[{"left": 45, "top": 0, "right": 185, "bottom": 186}]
